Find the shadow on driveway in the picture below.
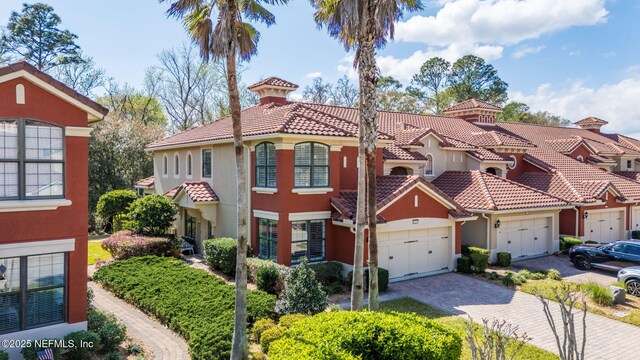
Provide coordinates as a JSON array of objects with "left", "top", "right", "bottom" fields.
[{"left": 512, "top": 255, "right": 616, "bottom": 286}]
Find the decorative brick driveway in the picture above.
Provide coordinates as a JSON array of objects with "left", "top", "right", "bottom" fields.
[
  {"left": 390, "top": 273, "right": 639, "bottom": 359},
  {"left": 513, "top": 255, "right": 617, "bottom": 286}
]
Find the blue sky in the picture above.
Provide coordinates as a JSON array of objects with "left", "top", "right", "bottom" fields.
[{"left": 1, "top": 1, "right": 640, "bottom": 136}]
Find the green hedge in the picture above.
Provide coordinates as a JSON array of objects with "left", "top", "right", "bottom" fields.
[
  {"left": 101, "top": 230, "right": 180, "bottom": 260},
  {"left": 365, "top": 267, "right": 389, "bottom": 292},
  {"left": 560, "top": 237, "right": 582, "bottom": 252},
  {"left": 268, "top": 311, "right": 462, "bottom": 360},
  {"left": 247, "top": 258, "right": 288, "bottom": 295},
  {"left": 461, "top": 245, "right": 489, "bottom": 256},
  {"left": 20, "top": 339, "right": 63, "bottom": 360},
  {"left": 93, "top": 256, "right": 276, "bottom": 360},
  {"left": 496, "top": 252, "right": 511, "bottom": 267},
  {"left": 457, "top": 256, "right": 472, "bottom": 274},
  {"left": 0, "top": 350, "right": 7, "bottom": 360},
  {"left": 203, "top": 238, "right": 251, "bottom": 276}
]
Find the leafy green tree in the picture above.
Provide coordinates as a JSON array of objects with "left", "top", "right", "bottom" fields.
[
  {"left": 277, "top": 257, "right": 327, "bottom": 315},
  {"left": 448, "top": 55, "right": 508, "bottom": 105},
  {"left": 311, "top": 0, "right": 422, "bottom": 313},
  {"left": 497, "top": 101, "right": 570, "bottom": 127},
  {"left": 127, "top": 194, "right": 177, "bottom": 236},
  {"left": 377, "top": 76, "right": 420, "bottom": 113},
  {"left": 162, "top": 0, "right": 290, "bottom": 356},
  {"left": 2, "top": 3, "right": 80, "bottom": 70},
  {"left": 96, "top": 190, "right": 139, "bottom": 233},
  {"left": 408, "top": 57, "right": 451, "bottom": 114}
]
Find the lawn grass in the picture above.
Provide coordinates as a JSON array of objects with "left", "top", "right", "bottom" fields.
[
  {"left": 87, "top": 240, "right": 111, "bottom": 265},
  {"left": 381, "top": 298, "right": 558, "bottom": 360},
  {"left": 519, "top": 279, "right": 640, "bottom": 328}
]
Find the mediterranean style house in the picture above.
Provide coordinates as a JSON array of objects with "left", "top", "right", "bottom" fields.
[
  {"left": 0, "top": 62, "right": 108, "bottom": 358},
  {"left": 142, "top": 76, "right": 640, "bottom": 280}
]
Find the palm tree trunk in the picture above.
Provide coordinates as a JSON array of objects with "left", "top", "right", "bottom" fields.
[
  {"left": 227, "top": 4, "right": 249, "bottom": 359},
  {"left": 351, "top": 133, "right": 366, "bottom": 311},
  {"left": 359, "top": 23, "right": 379, "bottom": 311}
]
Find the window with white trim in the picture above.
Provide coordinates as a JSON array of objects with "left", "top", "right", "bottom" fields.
[
  {"left": 291, "top": 220, "right": 325, "bottom": 263},
  {"left": 174, "top": 154, "right": 180, "bottom": 176},
  {"left": 187, "top": 153, "right": 192, "bottom": 176},
  {"left": 0, "top": 119, "right": 64, "bottom": 200},
  {"left": 294, "top": 142, "right": 329, "bottom": 188},
  {"left": 202, "top": 149, "right": 212, "bottom": 178},
  {"left": 255, "top": 142, "right": 276, "bottom": 188},
  {"left": 163, "top": 155, "right": 168, "bottom": 176},
  {"left": 424, "top": 154, "right": 434, "bottom": 176},
  {"left": 258, "top": 218, "right": 278, "bottom": 261}
]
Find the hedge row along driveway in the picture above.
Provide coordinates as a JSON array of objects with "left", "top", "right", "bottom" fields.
[{"left": 92, "top": 256, "right": 276, "bottom": 360}]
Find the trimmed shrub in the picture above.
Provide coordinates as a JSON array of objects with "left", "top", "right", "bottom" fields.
[
  {"left": 457, "top": 256, "right": 472, "bottom": 274},
  {"left": 633, "top": 230, "right": 640, "bottom": 239},
  {"left": 127, "top": 343, "right": 143, "bottom": 355},
  {"left": 101, "top": 230, "right": 180, "bottom": 260},
  {"left": 309, "top": 261, "right": 344, "bottom": 285},
  {"left": 462, "top": 245, "right": 490, "bottom": 256},
  {"left": 547, "top": 268, "right": 562, "bottom": 281},
  {"left": 502, "top": 271, "right": 526, "bottom": 286},
  {"left": 247, "top": 258, "right": 289, "bottom": 281},
  {"left": 93, "top": 256, "right": 276, "bottom": 360},
  {"left": 268, "top": 311, "right": 462, "bottom": 360},
  {"left": 96, "top": 189, "right": 138, "bottom": 232},
  {"left": 278, "top": 257, "right": 327, "bottom": 315},
  {"left": 64, "top": 330, "right": 101, "bottom": 360},
  {"left": 127, "top": 194, "right": 177, "bottom": 235},
  {"left": 261, "top": 326, "right": 286, "bottom": 353},
  {"left": 97, "top": 320, "right": 127, "bottom": 353},
  {"left": 560, "top": 237, "right": 583, "bottom": 253},
  {"left": 529, "top": 271, "right": 547, "bottom": 280},
  {"left": 20, "top": 339, "right": 63, "bottom": 360},
  {"left": 582, "top": 281, "right": 614, "bottom": 306},
  {"left": 257, "top": 264, "right": 281, "bottom": 295},
  {"left": 204, "top": 238, "right": 250, "bottom": 276},
  {"left": 469, "top": 252, "right": 489, "bottom": 273},
  {"left": 278, "top": 314, "right": 308, "bottom": 328},
  {"left": 365, "top": 267, "right": 389, "bottom": 292},
  {"left": 0, "top": 351, "right": 8, "bottom": 360},
  {"left": 496, "top": 252, "right": 511, "bottom": 267},
  {"left": 252, "top": 318, "right": 276, "bottom": 340}
]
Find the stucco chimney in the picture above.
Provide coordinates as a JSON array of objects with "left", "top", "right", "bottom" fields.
[
  {"left": 574, "top": 117, "right": 608, "bottom": 134},
  {"left": 442, "top": 99, "right": 503, "bottom": 126},
  {"left": 247, "top": 77, "right": 299, "bottom": 105}
]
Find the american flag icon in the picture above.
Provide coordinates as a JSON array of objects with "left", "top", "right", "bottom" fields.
[{"left": 36, "top": 348, "right": 54, "bottom": 360}]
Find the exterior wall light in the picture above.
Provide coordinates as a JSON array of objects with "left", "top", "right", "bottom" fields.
[
  {"left": 412, "top": 219, "right": 419, "bottom": 224},
  {"left": 583, "top": 211, "right": 589, "bottom": 219},
  {"left": 494, "top": 219, "right": 501, "bottom": 228}
]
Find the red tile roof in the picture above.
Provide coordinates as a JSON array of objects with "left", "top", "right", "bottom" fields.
[
  {"left": 443, "top": 99, "right": 503, "bottom": 113},
  {"left": 517, "top": 172, "right": 586, "bottom": 203},
  {"left": 432, "top": 171, "right": 569, "bottom": 211},
  {"left": 331, "top": 175, "right": 472, "bottom": 222},
  {"left": 135, "top": 176, "right": 155, "bottom": 188},
  {"left": 0, "top": 61, "right": 109, "bottom": 117},
  {"left": 248, "top": 77, "right": 299, "bottom": 90},
  {"left": 575, "top": 116, "right": 608, "bottom": 126},
  {"left": 165, "top": 181, "right": 219, "bottom": 202},
  {"left": 466, "top": 147, "right": 506, "bottom": 161},
  {"left": 587, "top": 154, "right": 616, "bottom": 165},
  {"left": 614, "top": 171, "right": 640, "bottom": 183},
  {"left": 383, "top": 144, "right": 428, "bottom": 161}
]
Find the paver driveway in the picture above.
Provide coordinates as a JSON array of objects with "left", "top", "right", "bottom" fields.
[
  {"left": 513, "top": 255, "right": 617, "bottom": 286},
  {"left": 390, "top": 273, "right": 639, "bottom": 359}
]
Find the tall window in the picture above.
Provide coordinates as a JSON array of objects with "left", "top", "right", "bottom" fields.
[
  {"left": 258, "top": 218, "right": 278, "bottom": 261},
  {"left": 163, "top": 155, "right": 168, "bottom": 176},
  {"left": 174, "top": 154, "right": 180, "bottom": 176},
  {"left": 424, "top": 154, "right": 433, "bottom": 176},
  {"left": 294, "top": 142, "right": 329, "bottom": 188},
  {"left": 0, "top": 253, "right": 66, "bottom": 334},
  {"left": 255, "top": 142, "right": 276, "bottom": 188},
  {"left": 291, "top": 220, "right": 325, "bottom": 263},
  {"left": 187, "top": 153, "right": 192, "bottom": 176},
  {"left": 0, "top": 119, "right": 64, "bottom": 200},
  {"left": 202, "top": 149, "right": 212, "bottom": 178},
  {"left": 185, "top": 213, "right": 196, "bottom": 240}
]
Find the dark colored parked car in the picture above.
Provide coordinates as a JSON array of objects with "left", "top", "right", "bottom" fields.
[{"left": 569, "top": 240, "right": 640, "bottom": 271}]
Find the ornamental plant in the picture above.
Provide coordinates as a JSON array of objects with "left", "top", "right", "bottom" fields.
[
  {"left": 277, "top": 257, "right": 327, "bottom": 315},
  {"left": 102, "top": 230, "right": 180, "bottom": 259},
  {"left": 127, "top": 194, "right": 177, "bottom": 235},
  {"left": 96, "top": 189, "right": 138, "bottom": 232}
]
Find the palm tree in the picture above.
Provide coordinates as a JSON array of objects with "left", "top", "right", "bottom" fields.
[
  {"left": 311, "top": 0, "right": 421, "bottom": 311},
  {"left": 162, "top": 0, "right": 288, "bottom": 358}
]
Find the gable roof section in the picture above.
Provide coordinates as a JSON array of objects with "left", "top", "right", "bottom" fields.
[
  {"left": 383, "top": 144, "right": 428, "bottom": 161},
  {"left": 135, "top": 176, "right": 155, "bottom": 188},
  {"left": 443, "top": 99, "right": 503, "bottom": 113},
  {"left": 0, "top": 61, "right": 108, "bottom": 121},
  {"left": 171, "top": 181, "right": 219, "bottom": 203},
  {"left": 247, "top": 77, "right": 299, "bottom": 90},
  {"left": 575, "top": 116, "right": 608, "bottom": 126},
  {"left": 331, "top": 175, "right": 471, "bottom": 222},
  {"left": 432, "top": 170, "right": 569, "bottom": 212}
]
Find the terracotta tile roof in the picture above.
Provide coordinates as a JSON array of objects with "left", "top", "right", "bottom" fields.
[
  {"left": 247, "top": 77, "right": 299, "bottom": 90},
  {"left": 469, "top": 131, "right": 534, "bottom": 148},
  {"left": 432, "top": 171, "right": 569, "bottom": 211},
  {"left": 164, "top": 186, "right": 179, "bottom": 198},
  {"left": 544, "top": 136, "right": 585, "bottom": 154},
  {"left": 517, "top": 172, "right": 587, "bottom": 203},
  {"left": 331, "top": 175, "right": 472, "bottom": 222},
  {"left": 443, "top": 99, "right": 503, "bottom": 113},
  {"left": 395, "top": 127, "right": 434, "bottom": 146},
  {"left": 614, "top": 171, "right": 640, "bottom": 182},
  {"left": 575, "top": 116, "right": 608, "bottom": 126},
  {"left": 0, "top": 61, "right": 109, "bottom": 117},
  {"left": 466, "top": 148, "right": 505, "bottom": 161},
  {"left": 135, "top": 176, "right": 155, "bottom": 188},
  {"left": 172, "top": 181, "right": 219, "bottom": 202},
  {"left": 587, "top": 154, "right": 616, "bottom": 165},
  {"left": 383, "top": 144, "right": 428, "bottom": 161}
]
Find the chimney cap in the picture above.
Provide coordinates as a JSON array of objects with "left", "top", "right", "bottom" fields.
[{"left": 248, "top": 77, "right": 299, "bottom": 91}]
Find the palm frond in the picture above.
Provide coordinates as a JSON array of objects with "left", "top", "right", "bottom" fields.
[
  {"left": 237, "top": 21, "right": 260, "bottom": 61},
  {"left": 240, "top": 0, "right": 276, "bottom": 26},
  {"left": 163, "top": 0, "right": 208, "bottom": 18}
]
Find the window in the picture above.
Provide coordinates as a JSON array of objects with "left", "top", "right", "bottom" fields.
[
  {"left": 202, "top": 149, "right": 212, "bottom": 178},
  {"left": 185, "top": 213, "right": 197, "bottom": 240},
  {"left": 507, "top": 155, "right": 517, "bottom": 169},
  {"left": 291, "top": 220, "right": 325, "bottom": 263},
  {"left": 163, "top": 155, "right": 168, "bottom": 176},
  {"left": 0, "top": 253, "right": 66, "bottom": 334},
  {"left": 626, "top": 244, "right": 640, "bottom": 256},
  {"left": 255, "top": 142, "right": 276, "bottom": 188},
  {"left": 258, "top": 218, "right": 278, "bottom": 261},
  {"left": 174, "top": 154, "right": 180, "bottom": 176},
  {"left": 0, "top": 119, "right": 64, "bottom": 200},
  {"left": 294, "top": 142, "right": 329, "bottom": 188},
  {"left": 424, "top": 154, "right": 433, "bottom": 176},
  {"left": 187, "top": 153, "right": 192, "bottom": 176},
  {"left": 627, "top": 160, "right": 633, "bottom": 169}
]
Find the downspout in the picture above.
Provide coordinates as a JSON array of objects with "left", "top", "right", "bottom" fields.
[
  {"left": 481, "top": 213, "right": 491, "bottom": 250},
  {"left": 573, "top": 206, "right": 579, "bottom": 238}
]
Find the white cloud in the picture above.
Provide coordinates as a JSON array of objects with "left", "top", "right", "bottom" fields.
[
  {"left": 305, "top": 71, "right": 322, "bottom": 79},
  {"left": 512, "top": 45, "right": 545, "bottom": 59},
  {"left": 336, "top": 54, "right": 358, "bottom": 80},
  {"left": 378, "top": 0, "right": 607, "bottom": 81},
  {"left": 510, "top": 74, "right": 640, "bottom": 135}
]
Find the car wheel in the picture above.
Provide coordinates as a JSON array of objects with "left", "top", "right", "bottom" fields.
[
  {"left": 627, "top": 280, "right": 640, "bottom": 297},
  {"left": 573, "top": 255, "right": 591, "bottom": 270}
]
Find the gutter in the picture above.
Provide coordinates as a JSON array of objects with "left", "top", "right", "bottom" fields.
[{"left": 481, "top": 213, "right": 491, "bottom": 249}]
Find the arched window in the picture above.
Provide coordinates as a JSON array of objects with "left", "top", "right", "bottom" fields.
[
  {"left": 390, "top": 167, "right": 409, "bottom": 175},
  {"left": 163, "top": 155, "right": 168, "bottom": 176},
  {"left": 187, "top": 153, "right": 193, "bottom": 176},
  {"left": 174, "top": 154, "right": 180, "bottom": 176},
  {"left": 508, "top": 155, "right": 517, "bottom": 169},
  {"left": 294, "top": 142, "right": 329, "bottom": 188},
  {"left": 0, "top": 119, "right": 65, "bottom": 199},
  {"left": 424, "top": 154, "right": 434, "bottom": 176},
  {"left": 486, "top": 167, "right": 498, "bottom": 175},
  {"left": 255, "top": 142, "right": 276, "bottom": 188}
]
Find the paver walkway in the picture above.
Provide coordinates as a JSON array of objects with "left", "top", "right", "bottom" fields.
[
  {"left": 513, "top": 255, "right": 616, "bottom": 286},
  {"left": 391, "top": 273, "right": 640, "bottom": 359},
  {"left": 89, "top": 283, "right": 190, "bottom": 360}
]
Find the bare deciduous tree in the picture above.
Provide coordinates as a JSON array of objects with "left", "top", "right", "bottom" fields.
[
  {"left": 464, "top": 317, "right": 531, "bottom": 360},
  {"left": 51, "top": 52, "right": 106, "bottom": 97},
  {"left": 536, "top": 286, "right": 587, "bottom": 360},
  {"left": 331, "top": 75, "right": 358, "bottom": 106}
]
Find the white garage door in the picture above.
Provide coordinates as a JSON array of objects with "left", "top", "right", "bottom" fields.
[
  {"left": 497, "top": 217, "right": 551, "bottom": 258},
  {"left": 585, "top": 210, "right": 623, "bottom": 243},
  {"left": 632, "top": 207, "right": 640, "bottom": 235},
  {"left": 378, "top": 227, "right": 451, "bottom": 279}
]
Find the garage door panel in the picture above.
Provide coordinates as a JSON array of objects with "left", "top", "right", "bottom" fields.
[
  {"left": 632, "top": 207, "right": 640, "bottom": 233},
  {"left": 388, "top": 231, "right": 409, "bottom": 241},
  {"left": 409, "top": 240, "right": 429, "bottom": 274},
  {"left": 585, "top": 210, "right": 624, "bottom": 243},
  {"left": 428, "top": 237, "right": 449, "bottom": 271},
  {"left": 388, "top": 242, "right": 410, "bottom": 278},
  {"left": 498, "top": 216, "right": 552, "bottom": 258}
]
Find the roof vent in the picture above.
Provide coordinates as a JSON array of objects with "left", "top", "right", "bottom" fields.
[
  {"left": 443, "top": 99, "right": 503, "bottom": 126},
  {"left": 247, "top": 77, "right": 299, "bottom": 105},
  {"left": 574, "top": 117, "right": 608, "bottom": 134}
]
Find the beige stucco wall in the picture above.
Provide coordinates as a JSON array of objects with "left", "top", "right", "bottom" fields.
[{"left": 461, "top": 215, "right": 488, "bottom": 248}]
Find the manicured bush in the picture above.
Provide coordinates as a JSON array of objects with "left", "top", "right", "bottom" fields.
[
  {"left": 528, "top": 271, "right": 547, "bottom": 280},
  {"left": 547, "top": 268, "right": 562, "bottom": 281},
  {"left": 457, "top": 256, "right": 472, "bottom": 274},
  {"left": 261, "top": 326, "right": 286, "bottom": 353},
  {"left": 252, "top": 318, "right": 276, "bottom": 340},
  {"left": 462, "top": 245, "right": 490, "bottom": 256},
  {"left": 101, "top": 230, "right": 180, "bottom": 260},
  {"left": 96, "top": 189, "right": 138, "bottom": 232},
  {"left": 20, "top": 339, "right": 63, "bottom": 360},
  {"left": 582, "top": 281, "right": 614, "bottom": 306},
  {"left": 309, "top": 261, "right": 344, "bottom": 284},
  {"left": 126, "top": 343, "right": 143, "bottom": 355},
  {"left": 268, "top": 311, "right": 462, "bottom": 360},
  {"left": 257, "top": 264, "right": 281, "bottom": 295},
  {"left": 127, "top": 194, "right": 177, "bottom": 235},
  {"left": 64, "top": 330, "right": 101, "bottom": 360},
  {"left": 278, "top": 314, "right": 308, "bottom": 328},
  {"left": 278, "top": 257, "right": 327, "bottom": 315},
  {"left": 365, "top": 267, "right": 389, "bottom": 292},
  {"left": 0, "top": 350, "right": 8, "bottom": 360},
  {"left": 469, "top": 252, "right": 489, "bottom": 273},
  {"left": 496, "top": 252, "right": 512, "bottom": 267},
  {"left": 247, "top": 258, "right": 288, "bottom": 281},
  {"left": 632, "top": 230, "right": 640, "bottom": 239},
  {"left": 502, "top": 271, "right": 526, "bottom": 286},
  {"left": 93, "top": 256, "right": 276, "bottom": 360},
  {"left": 204, "top": 237, "right": 251, "bottom": 276},
  {"left": 97, "top": 320, "right": 127, "bottom": 353},
  {"left": 560, "top": 237, "right": 582, "bottom": 253}
]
